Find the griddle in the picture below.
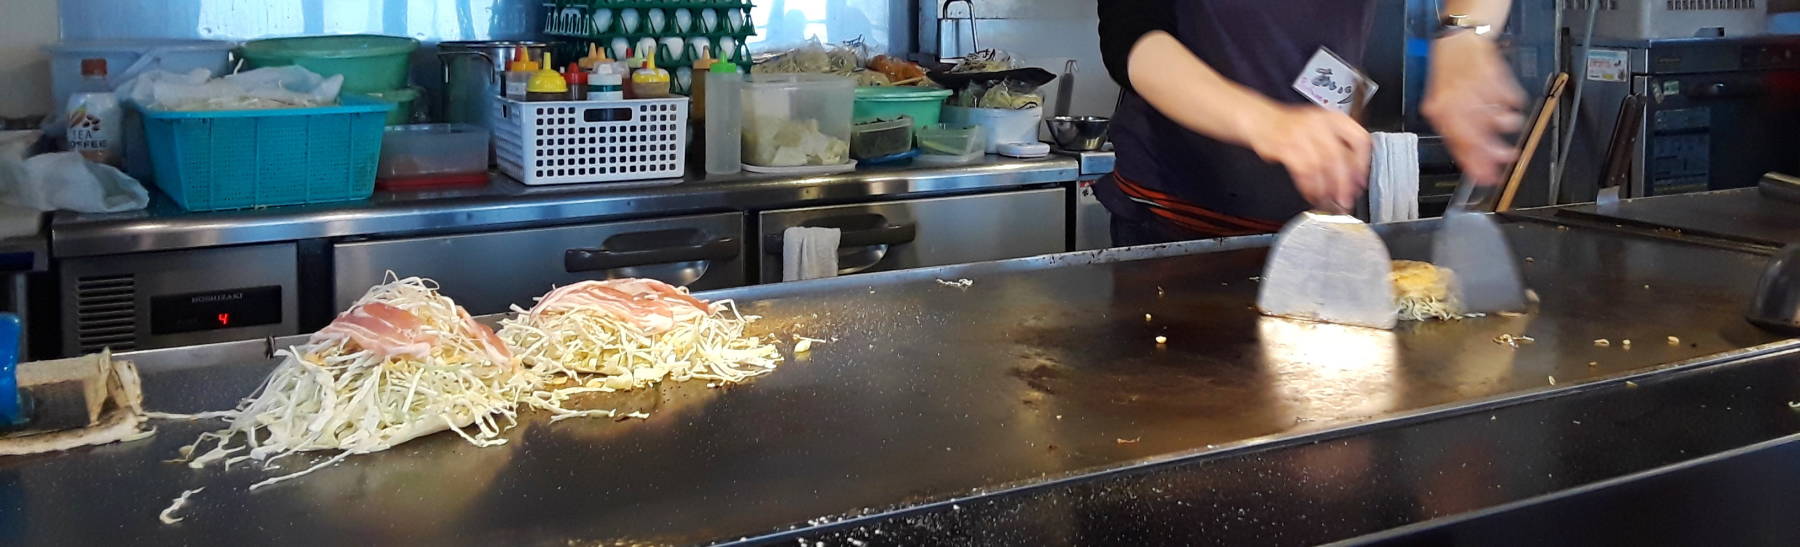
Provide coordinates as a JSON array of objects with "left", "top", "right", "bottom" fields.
[
  {"left": 1525, "top": 188, "right": 1800, "bottom": 252},
  {"left": 0, "top": 219, "right": 1789, "bottom": 546}
]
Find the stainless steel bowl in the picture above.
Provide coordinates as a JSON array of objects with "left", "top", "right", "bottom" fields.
[
  {"left": 1045, "top": 116, "right": 1111, "bottom": 151},
  {"left": 1747, "top": 244, "right": 1800, "bottom": 334}
]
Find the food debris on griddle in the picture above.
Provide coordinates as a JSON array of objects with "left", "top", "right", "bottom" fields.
[{"left": 1493, "top": 334, "right": 1535, "bottom": 348}]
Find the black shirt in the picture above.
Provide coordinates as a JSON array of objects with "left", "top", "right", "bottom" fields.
[{"left": 1096, "top": 0, "right": 1376, "bottom": 224}]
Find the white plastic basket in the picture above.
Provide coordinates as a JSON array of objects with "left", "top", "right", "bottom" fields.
[{"left": 494, "top": 97, "right": 689, "bottom": 185}]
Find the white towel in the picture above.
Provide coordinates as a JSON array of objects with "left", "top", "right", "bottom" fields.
[
  {"left": 1369, "top": 132, "right": 1419, "bottom": 223},
  {"left": 782, "top": 226, "right": 841, "bottom": 282}
]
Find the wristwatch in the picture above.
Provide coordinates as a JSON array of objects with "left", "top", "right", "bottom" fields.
[{"left": 1438, "top": 14, "right": 1495, "bottom": 39}]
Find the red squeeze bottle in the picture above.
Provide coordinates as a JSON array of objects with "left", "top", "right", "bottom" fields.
[
  {"left": 622, "top": 48, "right": 637, "bottom": 99},
  {"left": 565, "top": 63, "right": 588, "bottom": 100}
]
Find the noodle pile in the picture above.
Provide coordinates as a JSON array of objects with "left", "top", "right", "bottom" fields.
[{"left": 1391, "top": 260, "right": 1470, "bottom": 322}]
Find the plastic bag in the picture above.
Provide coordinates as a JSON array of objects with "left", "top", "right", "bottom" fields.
[
  {"left": 752, "top": 39, "right": 862, "bottom": 76},
  {"left": 0, "top": 151, "right": 149, "bottom": 213},
  {"left": 117, "top": 66, "right": 344, "bottom": 111}
]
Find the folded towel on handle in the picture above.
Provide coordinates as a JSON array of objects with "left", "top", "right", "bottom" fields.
[
  {"left": 1369, "top": 132, "right": 1419, "bottom": 224},
  {"left": 782, "top": 226, "right": 841, "bottom": 282}
]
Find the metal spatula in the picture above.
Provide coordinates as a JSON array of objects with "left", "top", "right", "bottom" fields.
[
  {"left": 1432, "top": 180, "right": 1527, "bottom": 313},
  {"left": 1258, "top": 211, "right": 1398, "bottom": 330}
]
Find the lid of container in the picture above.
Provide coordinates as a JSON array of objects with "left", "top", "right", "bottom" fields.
[
  {"left": 633, "top": 54, "right": 670, "bottom": 84},
  {"left": 854, "top": 116, "right": 914, "bottom": 133},
  {"left": 564, "top": 63, "right": 587, "bottom": 85},
  {"left": 508, "top": 45, "right": 538, "bottom": 71},
  {"left": 579, "top": 44, "right": 607, "bottom": 70},
  {"left": 363, "top": 87, "right": 420, "bottom": 101},
  {"left": 79, "top": 58, "right": 107, "bottom": 77},
  {"left": 854, "top": 86, "right": 953, "bottom": 101},
  {"left": 45, "top": 39, "right": 238, "bottom": 54},
  {"left": 528, "top": 53, "right": 568, "bottom": 92},
  {"left": 241, "top": 34, "right": 419, "bottom": 59},
  {"left": 439, "top": 40, "right": 548, "bottom": 51},
  {"left": 709, "top": 60, "right": 740, "bottom": 74},
  {"left": 997, "top": 142, "right": 1051, "bottom": 158},
  {"left": 745, "top": 73, "right": 855, "bottom": 89}
]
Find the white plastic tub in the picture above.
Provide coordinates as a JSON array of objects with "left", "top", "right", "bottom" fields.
[{"left": 941, "top": 105, "right": 1043, "bottom": 154}]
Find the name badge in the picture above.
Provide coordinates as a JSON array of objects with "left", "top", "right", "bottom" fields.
[{"left": 1292, "top": 47, "right": 1378, "bottom": 115}]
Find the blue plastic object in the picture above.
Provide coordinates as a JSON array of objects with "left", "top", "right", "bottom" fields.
[
  {"left": 0, "top": 313, "right": 22, "bottom": 428},
  {"left": 137, "top": 95, "right": 394, "bottom": 211},
  {"left": 856, "top": 148, "right": 920, "bottom": 167}
]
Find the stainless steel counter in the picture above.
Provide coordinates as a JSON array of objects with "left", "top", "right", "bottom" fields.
[
  {"left": 50, "top": 157, "right": 1079, "bottom": 257},
  {"left": 1507, "top": 188, "right": 1799, "bottom": 253},
  {"left": 4, "top": 216, "right": 1791, "bottom": 545}
]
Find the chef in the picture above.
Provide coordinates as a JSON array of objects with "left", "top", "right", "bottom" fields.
[{"left": 1096, "top": 0, "right": 1523, "bottom": 245}]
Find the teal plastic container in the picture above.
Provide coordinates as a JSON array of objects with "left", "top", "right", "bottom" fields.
[
  {"left": 853, "top": 87, "right": 953, "bottom": 128},
  {"left": 138, "top": 95, "right": 394, "bottom": 211},
  {"left": 241, "top": 35, "right": 419, "bottom": 93}
]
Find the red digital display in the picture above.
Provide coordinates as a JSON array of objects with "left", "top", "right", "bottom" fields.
[{"left": 150, "top": 286, "right": 282, "bottom": 335}]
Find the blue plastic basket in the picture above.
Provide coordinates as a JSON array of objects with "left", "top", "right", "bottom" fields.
[{"left": 138, "top": 95, "right": 393, "bottom": 211}]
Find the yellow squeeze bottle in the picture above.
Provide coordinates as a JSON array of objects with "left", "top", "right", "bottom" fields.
[
  {"left": 527, "top": 52, "right": 569, "bottom": 101},
  {"left": 630, "top": 53, "right": 672, "bottom": 99}
]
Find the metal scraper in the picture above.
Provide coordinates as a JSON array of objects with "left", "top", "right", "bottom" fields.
[
  {"left": 1430, "top": 74, "right": 1565, "bottom": 314},
  {"left": 1432, "top": 180, "right": 1527, "bottom": 314},
  {"left": 1258, "top": 211, "right": 1398, "bottom": 330}
]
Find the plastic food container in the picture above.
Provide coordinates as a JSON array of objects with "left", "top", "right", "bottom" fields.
[
  {"left": 940, "top": 105, "right": 1043, "bottom": 154},
  {"left": 853, "top": 86, "right": 952, "bottom": 128},
  {"left": 137, "top": 95, "right": 393, "bottom": 211},
  {"left": 241, "top": 34, "right": 419, "bottom": 92},
  {"left": 741, "top": 73, "right": 855, "bottom": 168},
  {"left": 377, "top": 124, "right": 490, "bottom": 191},
  {"left": 916, "top": 123, "right": 984, "bottom": 156},
  {"left": 914, "top": 123, "right": 984, "bottom": 166},
  {"left": 850, "top": 116, "right": 914, "bottom": 160},
  {"left": 45, "top": 39, "right": 237, "bottom": 115}
]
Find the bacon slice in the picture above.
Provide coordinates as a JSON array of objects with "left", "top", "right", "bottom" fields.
[
  {"left": 459, "top": 308, "right": 514, "bottom": 367},
  {"left": 528, "top": 279, "right": 711, "bottom": 335},
  {"left": 311, "top": 302, "right": 435, "bottom": 360}
]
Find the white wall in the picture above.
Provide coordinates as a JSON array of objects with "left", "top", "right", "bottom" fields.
[{"left": 0, "top": 0, "right": 59, "bottom": 119}]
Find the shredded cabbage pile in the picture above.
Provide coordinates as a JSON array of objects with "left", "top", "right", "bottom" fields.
[
  {"left": 500, "top": 288, "right": 780, "bottom": 403},
  {"left": 180, "top": 275, "right": 535, "bottom": 490},
  {"left": 177, "top": 275, "right": 784, "bottom": 496}
]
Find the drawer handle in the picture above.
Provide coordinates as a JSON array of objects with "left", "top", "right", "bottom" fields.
[
  {"left": 763, "top": 215, "right": 918, "bottom": 254},
  {"left": 565, "top": 236, "right": 740, "bottom": 272}
]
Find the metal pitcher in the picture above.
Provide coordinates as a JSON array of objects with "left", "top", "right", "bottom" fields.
[{"left": 438, "top": 40, "right": 547, "bottom": 160}]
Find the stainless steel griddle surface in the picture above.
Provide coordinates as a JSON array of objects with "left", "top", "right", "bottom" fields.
[
  {"left": 1551, "top": 189, "right": 1800, "bottom": 249},
  {"left": 0, "top": 219, "right": 1786, "bottom": 546}
]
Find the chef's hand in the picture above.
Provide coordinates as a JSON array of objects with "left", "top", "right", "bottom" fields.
[
  {"left": 1422, "top": 32, "right": 1526, "bottom": 186},
  {"left": 1246, "top": 105, "right": 1371, "bottom": 213}
]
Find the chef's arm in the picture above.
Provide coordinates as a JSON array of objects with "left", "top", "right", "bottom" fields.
[
  {"left": 1097, "top": 1, "right": 1369, "bottom": 212},
  {"left": 1424, "top": 0, "right": 1524, "bottom": 185}
]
